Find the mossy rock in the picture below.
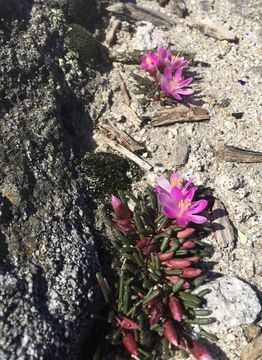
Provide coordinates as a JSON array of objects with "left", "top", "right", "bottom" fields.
[
  {"left": 79, "top": 152, "right": 143, "bottom": 199},
  {"left": 65, "top": 23, "right": 102, "bottom": 68}
]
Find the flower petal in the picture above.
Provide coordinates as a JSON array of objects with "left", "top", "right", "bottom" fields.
[
  {"left": 156, "top": 176, "right": 172, "bottom": 193},
  {"left": 164, "top": 66, "right": 172, "bottom": 80},
  {"left": 180, "top": 77, "right": 193, "bottom": 87},
  {"left": 174, "top": 68, "right": 183, "bottom": 82},
  {"left": 157, "top": 73, "right": 170, "bottom": 94},
  {"left": 176, "top": 88, "right": 194, "bottom": 95},
  {"left": 163, "top": 206, "right": 178, "bottom": 219},
  {"left": 171, "top": 91, "right": 182, "bottom": 100},
  {"left": 190, "top": 200, "right": 208, "bottom": 214},
  {"left": 187, "top": 214, "right": 207, "bottom": 224},
  {"left": 170, "top": 187, "right": 183, "bottom": 206}
]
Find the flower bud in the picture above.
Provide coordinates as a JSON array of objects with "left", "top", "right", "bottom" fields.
[
  {"left": 188, "top": 339, "right": 214, "bottom": 360},
  {"left": 150, "top": 302, "right": 163, "bottom": 326},
  {"left": 177, "top": 227, "right": 195, "bottom": 239},
  {"left": 182, "top": 268, "right": 202, "bottom": 278},
  {"left": 180, "top": 241, "right": 196, "bottom": 249},
  {"left": 158, "top": 252, "right": 174, "bottom": 261},
  {"left": 165, "top": 258, "right": 192, "bottom": 269},
  {"left": 163, "top": 320, "right": 178, "bottom": 346},
  {"left": 169, "top": 296, "right": 183, "bottom": 322},
  {"left": 111, "top": 195, "right": 132, "bottom": 219},
  {"left": 122, "top": 332, "right": 139, "bottom": 356},
  {"left": 116, "top": 316, "right": 140, "bottom": 330}
]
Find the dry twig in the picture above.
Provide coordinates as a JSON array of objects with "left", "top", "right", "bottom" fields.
[
  {"left": 216, "top": 145, "right": 262, "bottom": 163},
  {"left": 116, "top": 103, "right": 141, "bottom": 128},
  {"left": 105, "top": 18, "right": 121, "bottom": 46},
  {"left": 106, "top": 2, "right": 175, "bottom": 26},
  {"left": 98, "top": 122, "right": 145, "bottom": 153},
  {"left": 212, "top": 199, "right": 235, "bottom": 251},
  {"left": 98, "top": 134, "right": 152, "bottom": 171},
  {"left": 116, "top": 71, "right": 131, "bottom": 106},
  {"left": 152, "top": 105, "right": 210, "bottom": 127}
]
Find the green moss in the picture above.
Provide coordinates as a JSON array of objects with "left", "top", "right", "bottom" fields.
[
  {"left": 65, "top": 23, "right": 102, "bottom": 68},
  {"left": 80, "top": 152, "right": 143, "bottom": 199}
]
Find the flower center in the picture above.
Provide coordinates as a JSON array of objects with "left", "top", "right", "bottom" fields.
[
  {"left": 170, "top": 178, "right": 183, "bottom": 187},
  {"left": 178, "top": 199, "right": 192, "bottom": 210},
  {"left": 170, "top": 79, "right": 180, "bottom": 91},
  {"left": 172, "top": 55, "right": 179, "bottom": 61},
  {"left": 146, "top": 57, "right": 152, "bottom": 65}
]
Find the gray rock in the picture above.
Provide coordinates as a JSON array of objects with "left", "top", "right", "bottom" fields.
[
  {"left": 196, "top": 276, "right": 261, "bottom": 333},
  {"left": 0, "top": 0, "right": 105, "bottom": 359}
]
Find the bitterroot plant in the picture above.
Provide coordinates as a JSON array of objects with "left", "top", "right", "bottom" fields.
[{"left": 94, "top": 172, "right": 217, "bottom": 360}]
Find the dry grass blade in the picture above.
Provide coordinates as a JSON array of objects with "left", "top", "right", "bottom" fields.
[
  {"left": 152, "top": 105, "right": 210, "bottom": 127},
  {"left": 216, "top": 145, "right": 262, "bottom": 163}
]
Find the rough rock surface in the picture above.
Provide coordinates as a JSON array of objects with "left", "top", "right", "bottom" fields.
[
  {"left": 0, "top": 0, "right": 105, "bottom": 359},
  {"left": 196, "top": 276, "right": 261, "bottom": 333}
]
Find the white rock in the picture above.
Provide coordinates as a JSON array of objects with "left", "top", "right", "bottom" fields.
[{"left": 196, "top": 276, "right": 261, "bottom": 333}]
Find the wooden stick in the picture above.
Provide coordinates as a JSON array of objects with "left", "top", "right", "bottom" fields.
[
  {"left": 116, "top": 103, "right": 141, "bottom": 128},
  {"left": 98, "top": 134, "right": 152, "bottom": 171},
  {"left": 152, "top": 105, "right": 210, "bottom": 127},
  {"left": 216, "top": 145, "right": 262, "bottom": 163},
  {"left": 187, "top": 17, "right": 238, "bottom": 42},
  {"left": 212, "top": 199, "right": 235, "bottom": 251},
  {"left": 98, "top": 122, "right": 145, "bottom": 152},
  {"left": 116, "top": 71, "right": 131, "bottom": 106},
  {"left": 105, "top": 18, "right": 121, "bottom": 46},
  {"left": 106, "top": 2, "right": 175, "bottom": 26}
]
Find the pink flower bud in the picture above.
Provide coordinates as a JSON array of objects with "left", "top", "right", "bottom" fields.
[
  {"left": 116, "top": 316, "right": 140, "bottom": 330},
  {"left": 169, "top": 296, "right": 183, "bottom": 322},
  {"left": 111, "top": 195, "right": 132, "bottom": 219},
  {"left": 143, "top": 243, "right": 157, "bottom": 256},
  {"left": 182, "top": 268, "right": 202, "bottom": 278},
  {"left": 146, "top": 295, "right": 162, "bottom": 309},
  {"left": 136, "top": 237, "right": 151, "bottom": 249},
  {"left": 150, "top": 302, "right": 163, "bottom": 326},
  {"left": 165, "top": 258, "right": 192, "bottom": 269},
  {"left": 163, "top": 320, "right": 178, "bottom": 346},
  {"left": 177, "top": 227, "right": 195, "bottom": 239},
  {"left": 122, "top": 332, "right": 139, "bottom": 356},
  {"left": 180, "top": 241, "right": 196, "bottom": 249},
  {"left": 114, "top": 218, "right": 136, "bottom": 235},
  {"left": 158, "top": 252, "right": 174, "bottom": 261},
  {"left": 188, "top": 339, "right": 215, "bottom": 360},
  {"left": 185, "top": 256, "right": 200, "bottom": 263}
]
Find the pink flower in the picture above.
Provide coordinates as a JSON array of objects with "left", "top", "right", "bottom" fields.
[
  {"left": 155, "top": 172, "right": 196, "bottom": 196},
  {"left": 188, "top": 339, "right": 215, "bottom": 360},
  {"left": 140, "top": 52, "right": 160, "bottom": 76},
  {"left": 157, "top": 67, "right": 194, "bottom": 100},
  {"left": 157, "top": 46, "right": 172, "bottom": 66},
  {"left": 116, "top": 316, "right": 140, "bottom": 330},
  {"left": 158, "top": 187, "right": 208, "bottom": 226},
  {"left": 165, "top": 54, "right": 189, "bottom": 71},
  {"left": 122, "top": 332, "right": 139, "bottom": 356},
  {"left": 111, "top": 195, "right": 132, "bottom": 219},
  {"left": 169, "top": 296, "right": 183, "bottom": 322}
]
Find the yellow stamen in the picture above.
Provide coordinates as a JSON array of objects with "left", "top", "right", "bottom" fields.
[
  {"left": 179, "top": 199, "right": 192, "bottom": 210},
  {"left": 171, "top": 178, "right": 183, "bottom": 187},
  {"left": 146, "top": 57, "right": 152, "bottom": 65}
]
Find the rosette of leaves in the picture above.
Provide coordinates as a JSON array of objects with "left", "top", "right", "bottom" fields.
[{"left": 93, "top": 187, "right": 217, "bottom": 360}]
